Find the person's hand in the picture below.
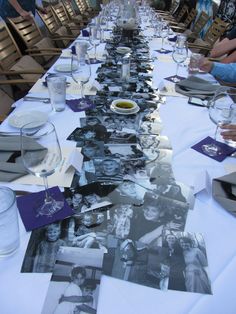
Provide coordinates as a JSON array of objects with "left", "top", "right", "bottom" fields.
[
  {"left": 19, "top": 10, "right": 33, "bottom": 20},
  {"left": 37, "top": 6, "right": 47, "bottom": 14},
  {"left": 220, "top": 124, "right": 236, "bottom": 141},
  {"left": 199, "top": 58, "right": 213, "bottom": 73}
]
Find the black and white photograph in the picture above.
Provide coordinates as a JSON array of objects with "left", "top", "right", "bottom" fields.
[
  {"left": 139, "top": 120, "right": 163, "bottom": 135},
  {"left": 105, "top": 131, "right": 137, "bottom": 145},
  {"left": 102, "top": 114, "right": 138, "bottom": 132},
  {"left": 67, "top": 126, "right": 108, "bottom": 144},
  {"left": 161, "top": 231, "right": 212, "bottom": 294},
  {"left": 139, "top": 134, "right": 172, "bottom": 150},
  {"left": 81, "top": 141, "right": 105, "bottom": 160},
  {"left": 104, "top": 144, "right": 145, "bottom": 160},
  {"left": 93, "top": 158, "right": 123, "bottom": 184},
  {"left": 21, "top": 209, "right": 111, "bottom": 273},
  {"left": 41, "top": 247, "right": 104, "bottom": 314},
  {"left": 103, "top": 240, "right": 171, "bottom": 291},
  {"left": 64, "top": 183, "right": 113, "bottom": 215},
  {"left": 105, "top": 180, "right": 152, "bottom": 205}
]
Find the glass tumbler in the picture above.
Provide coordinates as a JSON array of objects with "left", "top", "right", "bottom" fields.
[
  {"left": 47, "top": 76, "right": 66, "bottom": 112},
  {"left": 0, "top": 187, "right": 20, "bottom": 256}
]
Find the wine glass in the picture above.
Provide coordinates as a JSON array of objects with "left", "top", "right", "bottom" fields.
[
  {"left": 171, "top": 41, "right": 188, "bottom": 82},
  {"left": 72, "top": 54, "right": 91, "bottom": 108},
  {"left": 21, "top": 122, "right": 63, "bottom": 217},
  {"left": 202, "top": 87, "right": 236, "bottom": 156},
  {"left": 89, "top": 25, "right": 101, "bottom": 63},
  {"left": 160, "top": 22, "right": 169, "bottom": 53}
]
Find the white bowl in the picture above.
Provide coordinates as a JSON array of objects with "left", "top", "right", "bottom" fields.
[{"left": 111, "top": 99, "right": 138, "bottom": 113}]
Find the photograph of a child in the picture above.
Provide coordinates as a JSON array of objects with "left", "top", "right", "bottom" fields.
[
  {"left": 81, "top": 141, "right": 104, "bottom": 160},
  {"left": 93, "top": 158, "right": 123, "bottom": 183},
  {"left": 41, "top": 247, "right": 104, "bottom": 314},
  {"left": 64, "top": 183, "right": 112, "bottom": 215}
]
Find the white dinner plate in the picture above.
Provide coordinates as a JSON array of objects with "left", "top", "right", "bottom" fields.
[
  {"left": 110, "top": 104, "right": 140, "bottom": 115},
  {"left": 8, "top": 111, "right": 48, "bottom": 129},
  {"left": 54, "top": 64, "right": 78, "bottom": 73}
]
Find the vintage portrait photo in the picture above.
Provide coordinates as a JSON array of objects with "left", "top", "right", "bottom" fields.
[{"left": 41, "top": 247, "right": 104, "bottom": 314}]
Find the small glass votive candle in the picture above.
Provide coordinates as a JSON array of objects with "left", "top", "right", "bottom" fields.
[
  {"left": 0, "top": 187, "right": 20, "bottom": 256},
  {"left": 188, "top": 53, "right": 204, "bottom": 74}
]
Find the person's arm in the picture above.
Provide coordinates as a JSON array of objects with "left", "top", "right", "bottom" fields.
[
  {"left": 211, "top": 62, "right": 236, "bottom": 83},
  {"left": 59, "top": 295, "right": 93, "bottom": 303},
  {"left": 8, "top": 0, "right": 32, "bottom": 19},
  {"left": 210, "top": 38, "right": 232, "bottom": 58},
  {"left": 196, "top": 248, "right": 208, "bottom": 267},
  {"left": 200, "top": 58, "right": 236, "bottom": 82},
  {"left": 220, "top": 124, "right": 236, "bottom": 141}
]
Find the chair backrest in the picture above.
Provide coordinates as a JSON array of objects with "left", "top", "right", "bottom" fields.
[
  {"left": 204, "top": 17, "right": 229, "bottom": 46},
  {"left": 51, "top": 3, "right": 71, "bottom": 26},
  {"left": 37, "top": 7, "right": 60, "bottom": 35},
  {"left": 75, "top": 0, "right": 87, "bottom": 14},
  {"left": 184, "top": 8, "right": 197, "bottom": 28},
  {"left": 176, "top": 5, "right": 188, "bottom": 23},
  {"left": 62, "top": 0, "right": 77, "bottom": 20},
  {"left": 170, "top": 0, "right": 179, "bottom": 15},
  {"left": 192, "top": 11, "right": 210, "bottom": 34},
  {"left": 0, "top": 21, "right": 22, "bottom": 70},
  {"left": 7, "top": 16, "right": 43, "bottom": 49}
]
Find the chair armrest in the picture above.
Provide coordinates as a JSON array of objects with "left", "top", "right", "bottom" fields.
[
  {"left": 0, "top": 78, "right": 37, "bottom": 85},
  {"left": 0, "top": 70, "right": 45, "bottom": 75},
  {"left": 25, "top": 48, "right": 62, "bottom": 52},
  {"left": 27, "top": 52, "right": 61, "bottom": 57}
]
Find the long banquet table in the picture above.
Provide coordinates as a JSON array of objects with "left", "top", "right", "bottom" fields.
[{"left": 1, "top": 11, "right": 236, "bottom": 314}]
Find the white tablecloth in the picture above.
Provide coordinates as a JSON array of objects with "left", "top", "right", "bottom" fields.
[{"left": 1, "top": 20, "right": 236, "bottom": 314}]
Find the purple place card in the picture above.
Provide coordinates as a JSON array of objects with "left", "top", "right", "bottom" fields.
[
  {"left": 66, "top": 98, "right": 95, "bottom": 112},
  {"left": 155, "top": 49, "right": 172, "bottom": 54},
  {"left": 164, "top": 75, "right": 186, "bottom": 83},
  {"left": 191, "top": 136, "right": 236, "bottom": 162},
  {"left": 17, "top": 186, "right": 74, "bottom": 231}
]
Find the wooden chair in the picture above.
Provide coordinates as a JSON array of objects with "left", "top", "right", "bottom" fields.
[
  {"left": 188, "top": 17, "right": 229, "bottom": 55},
  {"left": 163, "top": 4, "right": 188, "bottom": 24},
  {"left": 50, "top": 2, "right": 81, "bottom": 36},
  {"left": 155, "top": 0, "right": 179, "bottom": 17},
  {"left": 0, "top": 21, "right": 44, "bottom": 98},
  {"left": 7, "top": 15, "right": 62, "bottom": 67},
  {"left": 62, "top": 0, "right": 87, "bottom": 26},
  {"left": 37, "top": 6, "right": 76, "bottom": 47},
  {"left": 169, "top": 8, "right": 197, "bottom": 32}
]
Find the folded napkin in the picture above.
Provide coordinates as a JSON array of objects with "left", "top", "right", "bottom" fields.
[
  {"left": 0, "top": 136, "right": 46, "bottom": 182},
  {"left": 212, "top": 172, "right": 236, "bottom": 216},
  {"left": 175, "top": 76, "right": 220, "bottom": 99}
]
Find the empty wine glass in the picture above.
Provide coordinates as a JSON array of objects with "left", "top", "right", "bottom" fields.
[
  {"left": 89, "top": 25, "right": 101, "bottom": 63},
  {"left": 202, "top": 87, "right": 236, "bottom": 156},
  {"left": 160, "top": 22, "right": 169, "bottom": 53},
  {"left": 72, "top": 54, "right": 91, "bottom": 108},
  {"left": 21, "top": 122, "right": 63, "bottom": 217},
  {"left": 171, "top": 40, "right": 188, "bottom": 82}
]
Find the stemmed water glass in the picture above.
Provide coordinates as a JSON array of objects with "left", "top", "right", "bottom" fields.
[
  {"left": 160, "top": 22, "right": 169, "bottom": 53},
  {"left": 72, "top": 54, "right": 91, "bottom": 108},
  {"left": 171, "top": 40, "right": 188, "bottom": 82},
  {"left": 202, "top": 87, "right": 236, "bottom": 156},
  {"left": 89, "top": 25, "right": 101, "bottom": 63},
  {"left": 21, "top": 122, "right": 63, "bottom": 217}
]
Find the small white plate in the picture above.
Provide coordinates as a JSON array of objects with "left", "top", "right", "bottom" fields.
[
  {"left": 116, "top": 47, "right": 131, "bottom": 54},
  {"left": 110, "top": 104, "right": 140, "bottom": 115},
  {"left": 54, "top": 64, "right": 78, "bottom": 73},
  {"left": 8, "top": 111, "right": 48, "bottom": 129}
]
